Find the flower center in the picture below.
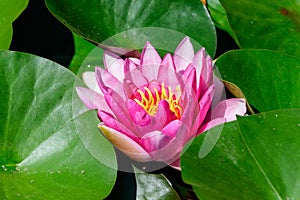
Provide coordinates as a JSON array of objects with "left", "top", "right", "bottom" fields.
[{"left": 134, "top": 83, "right": 182, "bottom": 118}]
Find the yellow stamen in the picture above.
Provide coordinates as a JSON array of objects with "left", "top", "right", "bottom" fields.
[{"left": 134, "top": 83, "right": 182, "bottom": 118}]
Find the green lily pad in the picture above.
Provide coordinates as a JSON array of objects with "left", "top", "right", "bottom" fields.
[
  {"left": 45, "top": 0, "right": 217, "bottom": 57},
  {"left": 219, "top": 0, "right": 300, "bottom": 57},
  {"left": 0, "top": 51, "right": 116, "bottom": 199},
  {"left": 0, "top": 0, "right": 28, "bottom": 49},
  {"left": 216, "top": 49, "right": 300, "bottom": 112},
  {"left": 181, "top": 109, "right": 300, "bottom": 199},
  {"left": 135, "top": 170, "right": 180, "bottom": 200}
]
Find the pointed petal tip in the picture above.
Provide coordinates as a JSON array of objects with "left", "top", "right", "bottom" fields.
[
  {"left": 143, "top": 41, "right": 155, "bottom": 52},
  {"left": 182, "top": 36, "right": 190, "bottom": 43},
  {"left": 174, "top": 36, "right": 195, "bottom": 71},
  {"left": 141, "top": 41, "right": 161, "bottom": 65}
]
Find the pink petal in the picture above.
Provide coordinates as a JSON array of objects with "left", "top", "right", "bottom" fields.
[
  {"left": 124, "top": 58, "right": 137, "bottom": 74},
  {"left": 157, "top": 53, "right": 180, "bottom": 89},
  {"left": 127, "top": 99, "right": 151, "bottom": 126},
  {"left": 181, "top": 64, "right": 197, "bottom": 95},
  {"left": 99, "top": 124, "right": 152, "bottom": 162},
  {"left": 140, "top": 120, "right": 188, "bottom": 162},
  {"left": 99, "top": 110, "right": 139, "bottom": 141},
  {"left": 199, "top": 49, "right": 213, "bottom": 87},
  {"left": 124, "top": 68, "right": 149, "bottom": 89},
  {"left": 123, "top": 79, "right": 138, "bottom": 99},
  {"left": 126, "top": 99, "right": 170, "bottom": 136},
  {"left": 129, "top": 57, "right": 140, "bottom": 65},
  {"left": 180, "top": 85, "right": 199, "bottom": 129},
  {"left": 174, "top": 37, "right": 194, "bottom": 72},
  {"left": 82, "top": 71, "right": 101, "bottom": 94},
  {"left": 76, "top": 86, "right": 112, "bottom": 114},
  {"left": 211, "top": 98, "right": 246, "bottom": 122},
  {"left": 198, "top": 85, "right": 215, "bottom": 125},
  {"left": 155, "top": 100, "right": 176, "bottom": 126},
  {"left": 139, "top": 64, "right": 161, "bottom": 82},
  {"left": 162, "top": 119, "right": 185, "bottom": 138},
  {"left": 95, "top": 67, "right": 126, "bottom": 99},
  {"left": 192, "top": 48, "right": 213, "bottom": 88},
  {"left": 140, "top": 41, "right": 162, "bottom": 81},
  {"left": 161, "top": 53, "right": 175, "bottom": 69},
  {"left": 212, "top": 76, "right": 226, "bottom": 107},
  {"left": 192, "top": 48, "right": 205, "bottom": 76},
  {"left": 103, "top": 51, "right": 125, "bottom": 81},
  {"left": 169, "top": 159, "right": 181, "bottom": 171},
  {"left": 188, "top": 85, "right": 215, "bottom": 141},
  {"left": 139, "top": 130, "right": 172, "bottom": 153},
  {"left": 107, "top": 90, "right": 138, "bottom": 134},
  {"left": 141, "top": 41, "right": 162, "bottom": 65},
  {"left": 199, "top": 117, "right": 226, "bottom": 133},
  {"left": 135, "top": 100, "right": 170, "bottom": 135}
]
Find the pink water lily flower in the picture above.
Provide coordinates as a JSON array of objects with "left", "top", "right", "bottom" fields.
[{"left": 76, "top": 37, "right": 246, "bottom": 169}]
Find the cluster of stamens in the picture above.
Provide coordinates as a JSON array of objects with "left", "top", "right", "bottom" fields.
[{"left": 134, "top": 83, "right": 182, "bottom": 119}]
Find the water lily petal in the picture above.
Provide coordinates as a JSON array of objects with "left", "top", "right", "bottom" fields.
[
  {"left": 103, "top": 51, "right": 125, "bottom": 81},
  {"left": 162, "top": 119, "right": 185, "bottom": 138},
  {"left": 155, "top": 100, "right": 175, "bottom": 126},
  {"left": 133, "top": 100, "right": 169, "bottom": 135},
  {"left": 141, "top": 41, "right": 162, "bottom": 65},
  {"left": 76, "top": 86, "right": 111, "bottom": 114},
  {"left": 200, "top": 49, "right": 213, "bottom": 87},
  {"left": 129, "top": 57, "right": 140, "bottom": 65},
  {"left": 188, "top": 85, "right": 215, "bottom": 140},
  {"left": 82, "top": 71, "right": 101, "bottom": 94},
  {"left": 157, "top": 53, "right": 180, "bottom": 89},
  {"left": 99, "top": 124, "right": 152, "bottom": 162},
  {"left": 212, "top": 76, "right": 226, "bottom": 107},
  {"left": 99, "top": 110, "right": 139, "bottom": 141},
  {"left": 180, "top": 85, "right": 199, "bottom": 129},
  {"left": 169, "top": 159, "right": 181, "bottom": 170},
  {"left": 140, "top": 120, "right": 184, "bottom": 152},
  {"left": 95, "top": 67, "right": 126, "bottom": 99},
  {"left": 192, "top": 48, "right": 213, "bottom": 88},
  {"left": 140, "top": 120, "right": 188, "bottom": 162},
  {"left": 139, "top": 130, "right": 170, "bottom": 153},
  {"left": 123, "top": 79, "right": 138, "bottom": 99},
  {"left": 124, "top": 58, "right": 137, "bottom": 74},
  {"left": 107, "top": 91, "right": 138, "bottom": 134},
  {"left": 127, "top": 99, "right": 151, "bottom": 127},
  {"left": 124, "top": 67, "right": 149, "bottom": 89},
  {"left": 140, "top": 41, "right": 161, "bottom": 81},
  {"left": 198, "top": 84, "right": 215, "bottom": 125},
  {"left": 199, "top": 117, "right": 226, "bottom": 133},
  {"left": 192, "top": 48, "right": 205, "bottom": 76},
  {"left": 181, "top": 64, "right": 197, "bottom": 95},
  {"left": 211, "top": 98, "right": 246, "bottom": 122},
  {"left": 174, "top": 37, "right": 194, "bottom": 72},
  {"left": 161, "top": 53, "right": 175, "bottom": 69}
]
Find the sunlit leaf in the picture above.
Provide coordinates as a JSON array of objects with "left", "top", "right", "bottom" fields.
[
  {"left": 0, "top": 0, "right": 28, "bottom": 49},
  {"left": 0, "top": 51, "right": 117, "bottom": 199},
  {"left": 216, "top": 49, "right": 300, "bottom": 112},
  {"left": 135, "top": 170, "right": 180, "bottom": 200},
  {"left": 182, "top": 109, "right": 300, "bottom": 199},
  {"left": 219, "top": 0, "right": 300, "bottom": 57},
  {"left": 45, "top": 0, "right": 217, "bottom": 57}
]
